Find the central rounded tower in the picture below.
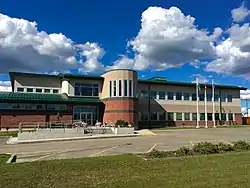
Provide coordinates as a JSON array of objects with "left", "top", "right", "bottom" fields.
[{"left": 101, "top": 69, "right": 138, "bottom": 125}]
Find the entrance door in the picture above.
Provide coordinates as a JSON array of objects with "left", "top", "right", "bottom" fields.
[{"left": 80, "top": 112, "right": 93, "bottom": 125}]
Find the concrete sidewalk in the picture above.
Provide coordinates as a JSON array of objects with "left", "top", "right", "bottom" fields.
[{"left": 7, "top": 134, "right": 140, "bottom": 144}]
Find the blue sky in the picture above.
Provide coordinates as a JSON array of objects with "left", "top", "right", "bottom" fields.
[{"left": 0, "top": 0, "right": 250, "bottom": 97}]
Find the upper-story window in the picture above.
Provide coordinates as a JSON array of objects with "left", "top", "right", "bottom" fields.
[
  {"left": 36, "top": 88, "right": 42, "bottom": 93},
  {"left": 118, "top": 80, "right": 122, "bottom": 96},
  {"left": 159, "top": 91, "right": 165, "bottom": 100},
  {"left": 150, "top": 91, "right": 157, "bottom": 99},
  {"left": 17, "top": 87, "right": 24, "bottom": 92},
  {"left": 192, "top": 93, "right": 196, "bottom": 101},
  {"left": 227, "top": 95, "right": 232, "bottom": 102},
  {"left": 140, "top": 90, "right": 149, "bottom": 98},
  {"left": 53, "top": 89, "right": 59, "bottom": 94},
  {"left": 124, "top": 80, "right": 128, "bottom": 96},
  {"left": 113, "top": 81, "right": 117, "bottom": 97},
  {"left": 183, "top": 93, "right": 190, "bottom": 101},
  {"left": 109, "top": 81, "right": 112, "bottom": 97},
  {"left": 168, "top": 92, "right": 174, "bottom": 100},
  {"left": 129, "top": 80, "right": 132, "bottom": 97},
  {"left": 176, "top": 92, "right": 182, "bottom": 100},
  {"left": 27, "top": 88, "right": 33, "bottom": 93},
  {"left": 75, "top": 83, "right": 99, "bottom": 97},
  {"left": 44, "top": 89, "right": 50, "bottom": 93},
  {"left": 207, "top": 94, "right": 212, "bottom": 101}
]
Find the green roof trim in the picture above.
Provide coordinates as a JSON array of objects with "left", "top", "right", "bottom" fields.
[
  {"left": 0, "top": 92, "right": 101, "bottom": 104},
  {"left": 138, "top": 79, "right": 247, "bottom": 90}
]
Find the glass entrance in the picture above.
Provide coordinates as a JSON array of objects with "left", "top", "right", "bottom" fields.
[
  {"left": 80, "top": 112, "right": 93, "bottom": 125},
  {"left": 73, "top": 106, "right": 98, "bottom": 125}
]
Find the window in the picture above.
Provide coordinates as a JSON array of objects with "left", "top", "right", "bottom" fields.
[
  {"left": 150, "top": 112, "right": 157, "bottom": 121},
  {"left": 200, "top": 113, "right": 205, "bottom": 121},
  {"left": 192, "top": 93, "right": 197, "bottom": 101},
  {"left": 199, "top": 94, "right": 204, "bottom": 101},
  {"left": 192, "top": 113, "right": 197, "bottom": 121},
  {"left": 184, "top": 113, "right": 190, "bottom": 120},
  {"left": 159, "top": 112, "right": 166, "bottom": 121},
  {"left": 207, "top": 94, "right": 212, "bottom": 101},
  {"left": 140, "top": 90, "right": 149, "bottom": 98},
  {"left": 167, "top": 112, "right": 174, "bottom": 121},
  {"left": 129, "top": 80, "right": 132, "bottom": 97},
  {"left": 53, "top": 89, "right": 59, "bottom": 94},
  {"left": 167, "top": 92, "right": 174, "bottom": 100},
  {"left": 44, "top": 89, "right": 50, "bottom": 93},
  {"left": 140, "top": 112, "right": 149, "bottom": 121},
  {"left": 220, "top": 94, "right": 226, "bottom": 102},
  {"left": 214, "top": 94, "right": 219, "bottom": 102},
  {"left": 133, "top": 82, "right": 137, "bottom": 97},
  {"left": 109, "top": 81, "right": 112, "bottom": 97},
  {"left": 228, "top": 113, "right": 233, "bottom": 120},
  {"left": 227, "top": 95, "right": 232, "bottom": 102},
  {"left": 221, "top": 113, "right": 226, "bottom": 121},
  {"left": 27, "top": 88, "right": 33, "bottom": 93},
  {"left": 75, "top": 83, "right": 99, "bottom": 97},
  {"left": 47, "top": 104, "right": 67, "bottom": 111},
  {"left": 150, "top": 91, "right": 157, "bottom": 99},
  {"left": 176, "top": 92, "right": 182, "bottom": 100},
  {"left": 184, "top": 93, "right": 190, "bottom": 101},
  {"left": 215, "top": 113, "right": 220, "bottom": 120},
  {"left": 207, "top": 113, "right": 213, "bottom": 121},
  {"left": 17, "top": 87, "right": 24, "bottom": 92},
  {"left": 176, "top": 112, "right": 182, "bottom": 121},
  {"left": 36, "top": 88, "right": 42, "bottom": 93},
  {"left": 124, "top": 80, "right": 128, "bottom": 96},
  {"left": 118, "top": 80, "right": 122, "bottom": 96},
  {"left": 113, "top": 80, "right": 116, "bottom": 97},
  {"left": 159, "top": 91, "right": 165, "bottom": 100}
]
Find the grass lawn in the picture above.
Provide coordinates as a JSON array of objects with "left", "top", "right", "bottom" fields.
[
  {"left": 0, "top": 154, "right": 10, "bottom": 164},
  {"left": 1, "top": 153, "right": 250, "bottom": 188},
  {"left": 0, "top": 131, "right": 19, "bottom": 137}
]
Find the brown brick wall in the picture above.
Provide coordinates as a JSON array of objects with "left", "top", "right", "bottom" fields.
[{"left": 102, "top": 98, "right": 138, "bottom": 125}]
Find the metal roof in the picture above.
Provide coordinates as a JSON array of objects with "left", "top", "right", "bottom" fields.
[
  {"left": 0, "top": 92, "right": 101, "bottom": 103},
  {"left": 138, "top": 78, "right": 247, "bottom": 90}
]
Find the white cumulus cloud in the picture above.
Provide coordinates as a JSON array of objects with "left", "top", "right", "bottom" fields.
[
  {"left": 125, "top": 6, "right": 215, "bottom": 71},
  {"left": 205, "top": 23, "right": 250, "bottom": 79},
  {"left": 77, "top": 42, "right": 105, "bottom": 73},
  {"left": 231, "top": 2, "right": 250, "bottom": 23},
  {"left": 106, "top": 55, "right": 134, "bottom": 71},
  {"left": 240, "top": 89, "right": 250, "bottom": 99},
  {"left": 0, "top": 81, "right": 11, "bottom": 91},
  {"left": 0, "top": 12, "right": 104, "bottom": 74}
]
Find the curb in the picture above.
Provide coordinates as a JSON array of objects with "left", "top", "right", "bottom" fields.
[
  {"left": 17, "top": 134, "right": 140, "bottom": 144},
  {"left": 6, "top": 153, "right": 17, "bottom": 163}
]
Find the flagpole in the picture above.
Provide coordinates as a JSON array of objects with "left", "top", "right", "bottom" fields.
[
  {"left": 196, "top": 78, "right": 200, "bottom": 128},
  {"left": 204, "top": 80, "right": 208, "bottom": 128},
  {"left": 212, "top": 79, "right": 216, "bottom": 128}
]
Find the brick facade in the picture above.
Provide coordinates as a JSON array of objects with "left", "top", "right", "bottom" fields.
[{"left": 102, "top": 98, "right": 138, "bottom": 125}]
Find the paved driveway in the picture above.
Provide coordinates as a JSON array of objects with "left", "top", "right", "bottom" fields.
[{"left": 1, "top": 128, "right": 250, "bottom": 162}]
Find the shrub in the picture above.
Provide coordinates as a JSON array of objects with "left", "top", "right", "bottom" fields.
[
  {"left": 193, "top": 142, "right": 219, "bottom": 155},
  {"left": 233, "top": 141, "right": 250, "bottom": 151},
  {"left": 216, "top": 142, "right": 234, "bottom": 153},
  {"left": 115, "top": 120, "right": 128, "bottom": 127},
  {"left": 175, "top": 147, "right": 194, "bottom": 156}
]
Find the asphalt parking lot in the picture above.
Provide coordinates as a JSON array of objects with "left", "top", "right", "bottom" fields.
[{"left": 1, "top": 127, "right": 250, "bottom": 162}]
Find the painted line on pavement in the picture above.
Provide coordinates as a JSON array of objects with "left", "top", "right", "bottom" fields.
[
  {"left": 189, "top": 141, "right": 194, "bottom": 146},
  {"left": 89, "top": 146, "right": 117, "bottom": 157},
  {"left": 147, "top": 144, "right": 157, "bottom": 153}
]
